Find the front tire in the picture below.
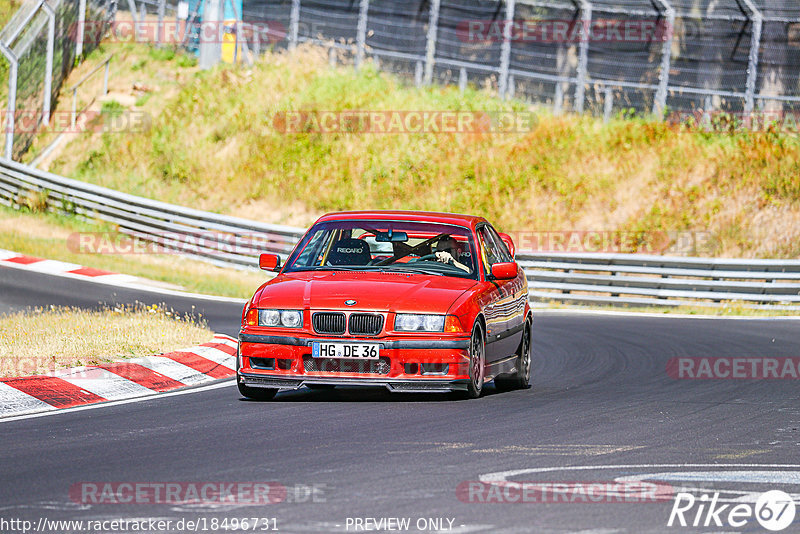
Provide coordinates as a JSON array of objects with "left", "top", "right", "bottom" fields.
[
  {"left": 460, "top": 322, "right": 485, "bottom": 399},
  {"left": 495, "top": 317, "right": 532, "bottom": 391}
]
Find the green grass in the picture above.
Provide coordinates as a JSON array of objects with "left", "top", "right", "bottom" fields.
[
  {"left": 0, "top": 205, "right": 266, "bottom": 298},
  {"left": 43, "top": 43, "right": 800, "bottom": 259}
]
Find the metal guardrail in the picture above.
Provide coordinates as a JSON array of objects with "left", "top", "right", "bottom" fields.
[
  {"left": 1, "top": 158, "right": 799, "bottom": 309},
  {"left": 518, "top": 253, "right": 800, "bottom": 309},
  {"left": 0, "top": 158, "right": 304, "bottom": 269}
]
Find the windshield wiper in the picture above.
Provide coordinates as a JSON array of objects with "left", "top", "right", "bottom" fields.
[{"left": 374, "top": 266, "right": 445, "bottom": 276}]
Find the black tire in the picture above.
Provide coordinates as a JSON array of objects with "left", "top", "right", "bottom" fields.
[
  {"left": 494, "top": 317, "right": 532, "bottom": 392},
  {"left": 458, "top": 322, "right": 485, "bottom": 399},
  {"left": 306, "top": 384, "right": 336, "bottom": 390},
  {"left": 237, "top": 381, "right": 279, "bottom": 400}
]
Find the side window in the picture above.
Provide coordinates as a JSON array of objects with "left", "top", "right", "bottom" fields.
[
  {"left": 295, "top": 229, "right": 329, "bottom": 266},
  {"left": 477, "top": 227, "right": 507, "bottom": 271},
  {"left": 485, "top": 226, "right": 513, "bottom": 262}
]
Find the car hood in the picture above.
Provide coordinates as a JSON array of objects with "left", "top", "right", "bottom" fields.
[{"left": 253, "top": 270, "right": 478, "bottom": 314}]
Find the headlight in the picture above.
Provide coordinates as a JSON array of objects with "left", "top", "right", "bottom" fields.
[
  {"left": 258, "top": 309, "right": 303, "bottom": 328},
  {"left": 395, "top": 313, "right": 445, "bottom": 332}
]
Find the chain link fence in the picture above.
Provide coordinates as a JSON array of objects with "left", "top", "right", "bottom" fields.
[
  {"left": 0, "top": 0, "right": 115, "bottom": 160},
  {"left": 226, "top": 0, "right": 800, "bottom": 122}
]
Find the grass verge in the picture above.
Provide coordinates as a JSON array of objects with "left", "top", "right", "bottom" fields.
[{"left": 0, "top": 303, "right": 212, "bottom": 377}]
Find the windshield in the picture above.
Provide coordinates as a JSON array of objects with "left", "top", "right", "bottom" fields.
[{"left": 284, "top": 220, "right": 478, "bottom": 279}]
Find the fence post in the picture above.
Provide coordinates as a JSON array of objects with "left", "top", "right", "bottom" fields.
[
  {"left": 414, "top": 60, "right": 423, "bottom": 87},
  {"left": 355, "top": 0, "right": 369, "bottom": 69},
  {"left": 289, "top": 0, "right": 300, "bottom": 50},
  {"left": 554, "top": 82, "right": 564, "bottom": 114},
  {"left": 139, "top": 2, "right": 146, "bottom": 40},
  {"left": 603, "top": 85, "right": 613, "bottom": 122},
  {"left": 652, "top": 0, "right": 674, "bottom": 117},
  {"left": 41, "top": 0, "right": 55, "bottom": 126},
  {"left": 459, "top": 67, "right": 467, "bottom": 92},
  {"left": 740, "top": 0, "right": 762, "bottom": 119},
  {"left": 103, "top": 59, "right": 110, "bottom": 95},
  {"left": 126, "top": 0, "right": 140, "bottom": 41},
  {"left": 574, "top": 0, "right": 591, "bottom": 113},
  {"left": 198, "top": 0, "right": 223, "bottom": 68},
  {"left": 423, "top": 0, "right": 441, "bottom": 85},
  {"left": 498, "top": 0, "right": 515, "bottom": 98},
  {"left": 76, "top": 0, "right": 87, "bottom": 58},
  {"left": 0, "top": 43, "right": 17, "bottom": 159},
  {"left": 157, "top": 0, "right": 166, "bottom": 46}
]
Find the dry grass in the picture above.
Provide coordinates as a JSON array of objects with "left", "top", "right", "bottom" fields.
[
  {"left": 0, "top": 304, "right": 212, "bottom": 377},
  {"left": 19, "top": 41, "right": 800, "bottom": 259}
]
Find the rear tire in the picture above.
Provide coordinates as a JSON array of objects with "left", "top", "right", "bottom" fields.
[
  {"left": 494, "top": 317, "right": 532, "bottom": 392},
  {"left": 237, "top": 378, "right": 278, "bottom": 400}
]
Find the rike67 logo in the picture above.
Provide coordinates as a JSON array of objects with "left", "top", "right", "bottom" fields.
[{"left": 668, "top": 490, "right": 796, "bottom": 531}]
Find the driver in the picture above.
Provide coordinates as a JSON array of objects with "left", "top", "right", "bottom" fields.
[{"left": 434, "top": 236, "right": 470, "bottom": 272}]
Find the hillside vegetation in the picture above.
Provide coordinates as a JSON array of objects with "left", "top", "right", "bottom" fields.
[{"left": 40, "top": 43, "right": 800, "bottom": 258}]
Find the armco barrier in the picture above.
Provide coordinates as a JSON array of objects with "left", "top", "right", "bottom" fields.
[
  {"left": 1, "top": 157, "right": 799, "bottom": 309},
  {"left": 0, "top": 158, "right": 303, "bottom": 269},
  {"left": 517, "top": 253, "right": 800, "bottom": 309}
]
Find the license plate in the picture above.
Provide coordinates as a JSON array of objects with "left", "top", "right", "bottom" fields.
[{"left": 311, "top": 342, "right": 380, "bottom": 360}]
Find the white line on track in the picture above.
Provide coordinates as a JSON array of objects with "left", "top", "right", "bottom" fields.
[
  {"left": 479, "top": 464, "right": 800, "bottom": 484},
  {"left": 0, "top": 379, "right": 236, "bottom": 424}
]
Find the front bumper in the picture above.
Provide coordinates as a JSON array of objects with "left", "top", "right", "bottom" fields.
[{"left": 238, "top": 332, "right": 471, "bottom": 393}]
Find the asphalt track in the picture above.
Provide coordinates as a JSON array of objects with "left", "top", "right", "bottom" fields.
[{"left": 1, "top": 264, "right": 800, "bottom": 533}]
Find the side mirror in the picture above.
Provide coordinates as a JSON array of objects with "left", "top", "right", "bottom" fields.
[
  {"left": 498, "top": 232, "right": 516, "bottom": 258},
  {"left": 490, "top": 262, "right": 518, "bottom": 280},
  {"left": 259, "top": 253, "right": 281, "bottom": 272}
]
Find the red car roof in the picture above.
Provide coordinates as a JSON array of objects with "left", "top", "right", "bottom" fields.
[{"left": 314, "top": 210, "right": 488, "bottom": 228}]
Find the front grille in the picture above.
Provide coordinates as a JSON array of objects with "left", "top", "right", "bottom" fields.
[
  {"left": 303, "top": 356, "right": 391, "bottom": 375},
  {"left": 348, "top": 313, "right": 384, "bottom": 336},
  {"left": 312, "top": 312, "right": 346, "bottom": 335}
]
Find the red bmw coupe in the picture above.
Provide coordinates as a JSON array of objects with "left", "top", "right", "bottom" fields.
[{"left": 237, "top": 211, "right": 531, "bottom": 399}]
